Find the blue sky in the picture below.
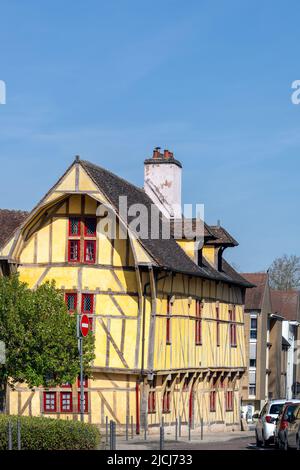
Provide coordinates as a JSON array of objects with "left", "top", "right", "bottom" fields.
[{"left": 0, "top": 0, "right": 299, "bottom": 272}]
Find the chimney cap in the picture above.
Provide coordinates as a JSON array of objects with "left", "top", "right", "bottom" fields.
[{"left": 75, "top": 155, "right": 80, "bottom": 162}]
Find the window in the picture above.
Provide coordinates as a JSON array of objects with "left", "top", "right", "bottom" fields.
[
  {"left": 162, "top": 390, "right": 171, "bottom": 413},
  {"left": 148, "top": 391, "right": 156, "bottom": 413},
  {"left": 216, "top": 305, "right": 220, "bottom": 347},
  {"left": 249, "top": 359, "right": 256, "bottom": 367},
  {"left": 84, "top": 240, "right": 96, "bottom": 263},
  {"left": 195, "top": 300, "right": 202, "bottom": 345},
  {"left": 77, "top": 375, "right": 88, "bottom": 388},
  {"left": 229, "top": 307, "right": 237, "bottom": 347},
  {"left": 226, "top": 391, "right": 234, "bottom": 411},
  {"left": 65, "top": 293, "right": 77, "bottom": 313},
  {"left": 84, "top": 217, "right": 96, "bottom": 237},
  {"left": 77, "top": 392, "right": 88, "bottom": 413},
  {"left": 209, "top": 391, "right": 216, "bottom": 412},
  {"left": 43, "top": 392, "right": 57, "bottom": 412},
  {"left": 82, "top": 293, "right": 93, "bottom": 313},
  {"left": 61, "top": 382, "right": 72, "bottom": 388},
  {"left": 60, "top": 392, "right": 73, "bottom": 412},
  {"left": 69, "top": 217, "right": 80, "bottom": 236},
  {"left": 67, "top": 217, "right": 97, "bottom": 264},
  {"left": 68, "top": 239, "right": 80, "bottom": 262},
  {"left": 166, "top": 297, "right": 172, "bottom": 344},
  {"left": 250, "top": 317, "right": 257, "bottom": 339}
]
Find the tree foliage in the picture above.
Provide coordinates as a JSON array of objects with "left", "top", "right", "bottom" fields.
[
  {"left": 0, "top": 275, "right": 94, "bottom": 391},
  {"left": 269, "top": 254, "right": 300, "bottom": 291}
]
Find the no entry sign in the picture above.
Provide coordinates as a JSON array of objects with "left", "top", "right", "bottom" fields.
[{"left": 80, "top": 314, "right": 89, "bottom": 337}]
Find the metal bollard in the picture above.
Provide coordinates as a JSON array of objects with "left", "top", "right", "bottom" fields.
[
  {"left": 175, "top": 417, "right": 178, "bottom": 441},
  {"left": 125, "top": 415, "right": 129, "bottom": 441},
  {"left": 159, "top": 425, "right": 164, "bottom": 450},
  {"left": 113, "top": 421, "right": 116, "bottom": 450},
  {"left": 17, "top": 419, "right": 21, "bottom": 450},
  {"left": 188, "top": 419, "right": 191, "bottom": 441},
  {"left": 131, "top": 415, "right": 134, "bottom": 439},
  {"left": 144, "top": 414, "right": 147, "bottom": 441},
  {"left": 109, "top": 420, "right": 114, "bottom": 450},
  {"left": 8, "top": 420, "right": 12, "bottom": 450},
  {"left": 200, "top": 417, "right": 204, "bottom": 440},
  {"left": 179, "top": 416, "right": 181, "bottom": 437},
  {"left": 105, "top": 416, "right": 109, "bottom": 448}
]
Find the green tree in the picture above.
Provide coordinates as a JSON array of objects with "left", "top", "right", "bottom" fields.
[
  {"left": 269, "top": 254, "right": 300, "bottom": 291},
  {"left": 0, "top": 275, "right": 94, "bottom": 411}
]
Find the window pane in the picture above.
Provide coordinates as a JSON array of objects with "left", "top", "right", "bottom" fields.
[
  {"left": 250, "top": 330, "right": 257, "bottom": 339},
  {"left": 70, "top": 218, "right": 80, "bottom": 235},
  {"left": 69, "top": 240, "right": 79, "bottom": 261},
  {"left": 85, "top": 218, "right": 96, "bottom": 235},
  {"left": 85, "top": 240, "right": 95, "bottom": 262},
  {"left": 83, "top": 295, "right": 93, "bottom": 313},
  {"left": 250, "top": 318, "right": 257, "bottom": 329}
]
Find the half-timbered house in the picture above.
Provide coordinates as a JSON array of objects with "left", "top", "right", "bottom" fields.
[{"left": 0, "top": 148, "right": 252, "bottom": 432}]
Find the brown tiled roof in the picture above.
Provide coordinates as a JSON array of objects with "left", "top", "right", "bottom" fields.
[
  {"left": 81, "top": 160, "right": 253, "bottom": 287},
  {"left": 0, "top": 209, "right": 28, "bottom": 249},
  {"left": 206, "top": 226, "right": 238, "bottom": 247},
  {"left": 170, "top": 218, "right": 215, "bottom": 239},
  {"left": 271, "top": 290, "right": 300, "bottom": 322},
  {"left": 241, "top": 272, "right": 268, "bottom": 310}
]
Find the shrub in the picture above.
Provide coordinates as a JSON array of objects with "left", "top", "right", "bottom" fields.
[{"left": 0, "top": 415, "right": 100, "bottom": 450}]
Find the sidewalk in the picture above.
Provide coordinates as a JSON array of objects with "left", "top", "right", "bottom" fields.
[{"left": 101, "top": 426, "right": 255, "bottom": 451}]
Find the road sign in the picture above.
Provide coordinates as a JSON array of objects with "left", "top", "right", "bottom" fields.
[
  {"left": 80, "top": 314, "right": 89, "bottom": 337},
  {"left": 0, "top": 341, "right": 5, "bottom": 364}
]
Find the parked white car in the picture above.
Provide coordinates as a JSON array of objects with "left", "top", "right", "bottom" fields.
[{"left": 255, "top": 399, "right": 286, "bottom": 447}]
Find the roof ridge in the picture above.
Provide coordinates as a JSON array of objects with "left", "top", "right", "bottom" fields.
[{"left": 80, "top": 159, "right": 146, "bottom": 195}]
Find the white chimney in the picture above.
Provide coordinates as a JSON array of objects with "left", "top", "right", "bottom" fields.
[{"left": 144, "top": 147, "right": 182, "bottom": 219}]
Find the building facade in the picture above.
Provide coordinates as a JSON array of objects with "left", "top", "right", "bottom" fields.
[
  {"left": 241, "top": 273, "right": 300, "bottom": 419},
  {"left": 0, "top": 149, "right": 252, "bottom": 432}
]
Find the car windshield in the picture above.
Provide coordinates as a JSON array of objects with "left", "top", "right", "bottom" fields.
[{"left": 269, "top": 403, "right": 284, "bottom": 415}]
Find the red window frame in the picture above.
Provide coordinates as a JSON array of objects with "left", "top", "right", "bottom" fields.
[
  {"left": 229, "top": 306, "right": 237, "bottom": 347},
  {"left": 77, "top": 391, "right": 88, "bottom": 413},
  {"left": 226, "top": 390, "right": 234, "bottom": 411},
  {"left": 61, "top": 382, "right": 72, "bottom": 388},
  {"left": 84, "top": 217, "right": 97, "bottom": 237},
  {"left": 69, "top": 217, "right": 81, "bottom": 236},
  {"left": 60, "top": 391, "right": 73, "bottom": 412},
  {"left": 77, "top": 375, "right": 88, "bottom": 388},
  {"left": 216, "top": 305, "right": 220, "bottom": 347},
  {"left": 84, "top": 239, "right": 96, "bottom": 264},
  {"left": 68, "top": 239, "right": 80, "bottom": 263},
  {"left": 162, "top": 390, "right": 171, "bottom": 413},
  {"left": 195, "top": 300, "right": 202, "bottom": 345},
  {"left": 148, "top": 390, "right": 156, "bottom": 413},
  {"left": 65, "top": 292, "right": 78, "bottom": 314},
  {"left": 166, "top": 296, "right": 172, "bottom": 345},
  {"left": 81, "top": 294, "right": 94, "bottom": 330},
  {"left": 43, "top": 391, "right": 57, "bottom": 413},
  {"left": 209, "top": 390, "right": 216, "bottom": 412}
]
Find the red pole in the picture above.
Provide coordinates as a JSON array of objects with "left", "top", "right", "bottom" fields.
[{"left": 136, "top": 382, "right": 140, "bottom": 434}]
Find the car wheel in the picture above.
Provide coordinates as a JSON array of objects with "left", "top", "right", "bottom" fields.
[
  {"left": 255, "top": 430, "right": 262, "bottom": 447},
  {"left": 274, "top": 437, "right": 279, "bottom": 449}
]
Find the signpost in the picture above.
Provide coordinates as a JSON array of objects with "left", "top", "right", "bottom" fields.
[{"left": 78, "top": 315, "right": 89, "bottom": 422}]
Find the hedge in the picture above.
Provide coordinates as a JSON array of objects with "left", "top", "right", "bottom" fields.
[{"left": 0, "top": 415, "right": 100, "bottom": 450}]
